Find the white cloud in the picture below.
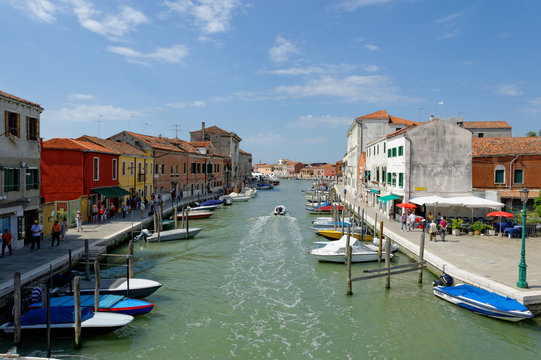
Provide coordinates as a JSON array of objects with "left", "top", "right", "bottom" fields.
[
  {"left": 108, "top": 44, "right": 189, "bottom": 64},
  {"left": 495, "top": 83, "right": 524, "bottom": 97},
  {"left": 9, "top": 0, "right": 57, "bottom": 23},
  {"left": 166, "top": 100, "right": 207, "bottom": 108},
  {"left": 522, "top": 97, "right": 541, "bottom": 114},
  {"left": 68, "top": 1, "right": 149, "bottom": 40},
  {"left": 435, "top": 10, "right": 465, "bottom": 24},
  {"left": 164, "top": 0, "right": 241, "bottom": 34},
  {"left": 69, "top": 93, "right": 95, "bottom": 100},
  {"left": 269, "top": 35, "right": 299, "bottom": 63},
  {"left": 45, "top": 104, "right": 134, "bottom": 123},
  {"left": 287, "top": 114, "right": 351, "bottom": 128},
  {"left": 274, "top": 75, "right": 415, "bottom": 103},
  {"left": 243, "top": 131, "right": 286, "bottom": 145},
  {"left": 337, "top": 0, "right": 392, "bottom": 12},
  {"left": 364, "top": 44, "right": 379, "bottom": 51},
  {"left": 360, "top": 64, "right": 379, "bottom": 72},
  {"left": 434, "top": 9, "right": 470, "bottom": 40},
  {"left": 263, "top": 64, "right": 354, "bottom": 76}
]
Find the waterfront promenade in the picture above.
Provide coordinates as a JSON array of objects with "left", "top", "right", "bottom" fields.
[
  {"left": 336, "top": 184, "right": 541, "bottom": 311},
  {"left": 0, "top": 196, "right": 204, "bottom": 308}
]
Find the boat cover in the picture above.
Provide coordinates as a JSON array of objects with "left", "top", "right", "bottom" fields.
[
  {"left": 437, "top": 284, "right": 529, "bottom": 312},
  {"left": 200, "top": 199, "right": 223, "bottom": 206},
  {"left": 21, "top": 306, "right": 93, "bottom": 325}
]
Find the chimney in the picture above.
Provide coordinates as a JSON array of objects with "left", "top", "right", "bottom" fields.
[{"left": 202, "top": 122, "right": 206, "bottom": 141}]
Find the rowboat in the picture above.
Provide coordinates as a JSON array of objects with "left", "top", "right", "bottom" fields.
[
  {"left": 29, "top": 294, "right": 154, "bottom": 316},
  {"left": 0, "top": 307, "right": 133, "bottom": 337},
  {"left": 433, "top": 283, "right": 533, "bottom": 322},
  {"left": 137, "top": 228, "right": 203, "bottom": 242},
  {"left": 176, "top": 210, "right": 213, "bottom": 220},
  {"left": 52, "top": 278, "right": 162, "bottom": 299}
]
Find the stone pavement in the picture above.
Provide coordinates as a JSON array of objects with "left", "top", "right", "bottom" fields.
[
  {"left": 0, "top": 196, "right": 206, "bottom": 306},
  {"left": 336, "top": 185, "right": 541, "bottom": 309}
]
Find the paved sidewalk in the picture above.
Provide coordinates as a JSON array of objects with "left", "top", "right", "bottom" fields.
[
  {"left": 0, "top": 196, "right": 207, "bottom": 306},
  {"left": 336, "top": 185, "right": 541, "bottom": 309}
]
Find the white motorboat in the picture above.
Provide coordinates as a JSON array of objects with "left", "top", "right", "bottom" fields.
[
  {"left": 52, "top": 278, "right": 162, "bottom": 299},
  {"left": 371, "top": 238, "right": 400, "bottom": 253},
  {"left": 136, "top": 228, "right": 203, "bottom": 242},
  {"left": 273, "top": 205, "right": 286, "bottom": 216},
  {"left": 228, "top": 192, "right": 251, "bottom": 202},
  {"left": 310, "top": 235, "right": 393, "bottom": 263},
  {"left": 190, "top": 204, "right": 219, "bottom": 211},
  {"left": 0, "top": 307, "right": 133, "bottom": 337}
]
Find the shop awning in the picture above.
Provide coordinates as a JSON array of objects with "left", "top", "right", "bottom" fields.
[
  {"left": 92, "top": 186, "right": 130, "bottom": 198},
  {"left": 377, "top": 194, "right": 401, "bottom": 203},
  {"left": 370, "top": 189, "right": 380, "bottom": 194}
]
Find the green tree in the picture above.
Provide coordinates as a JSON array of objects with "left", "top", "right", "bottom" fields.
[
  {"left": 535, "top": 194, "right": 541, "bottom": 217},
  {"left": 539, "top": 129, "right": 541, "bottom": 137},
  {"left": 526, "top": 131, "right": 537, "bottom": 137}
]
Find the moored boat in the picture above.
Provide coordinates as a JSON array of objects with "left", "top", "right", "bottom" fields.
[
  {"left": 29, "top": 294, "right": 154, "bottom": 316},
  {"left": 433, "top": 282, "right": 533, "bottom": 322},
  {"left": 309, "top": 235, "right": 392, "bottom": 263},
  {"left": 137, "top": 228, "right": 203, "bottom": 242},
  {"left": 176, "top": 210, "right": 213, "bottom": 220},
  {"left": 52, "top": 278, "right": 162, "bottom": 299},
  {"left": 316, "top": 229, "right": 373, "bottom": 241}
]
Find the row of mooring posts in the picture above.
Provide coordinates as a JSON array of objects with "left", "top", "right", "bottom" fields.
[
  {"left": 12, "top": 239, "right": 136, "bottom": 350},
  {"left": 337, "top": 193, "right": 427, "bottom": 294}
]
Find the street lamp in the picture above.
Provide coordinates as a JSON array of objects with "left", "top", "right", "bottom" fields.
[{"left": 517, "top": 187, "right": 529, "bottom": 288}]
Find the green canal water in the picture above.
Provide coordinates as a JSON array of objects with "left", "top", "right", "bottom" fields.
[{"left": 4, "top": 180, "right": 541, "bottom": 359}]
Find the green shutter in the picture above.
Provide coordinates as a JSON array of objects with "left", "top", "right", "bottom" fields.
[
  {"left": 399, "top": 173, "right": 404, "bottom": 187},
  {"left": 387, "top": 172, "right": 391, "bottom": 184},
  {"left": 392, "top": 148, "right": 397, "bottom": 157},
  {"left": 514, "top": 169, "right": 523, "bottom": 184},
  {"left": 398, "top": 146, "right": 403, "bottom": 156},
  {"left": 495, "top": 169, "right": 504, "bottom": 184}
]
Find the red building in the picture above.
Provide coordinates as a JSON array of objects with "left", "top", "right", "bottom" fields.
[
  {"left": 41, "top": 138, "right": 126, "bottom": 210},
  {"left": 472, "top": 137, "right": 541, "bottom": 209}
]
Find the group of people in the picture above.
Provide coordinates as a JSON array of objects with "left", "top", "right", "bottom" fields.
[{"left": 400, "top": 211, "right": 448, "bottom": 242}]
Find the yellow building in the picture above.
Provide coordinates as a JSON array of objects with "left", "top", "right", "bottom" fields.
[{"left": 78, "top": 136, "right": 154, "bottom": 203}]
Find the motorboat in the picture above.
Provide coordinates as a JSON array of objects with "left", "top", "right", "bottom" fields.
[
  {"left": 306, "top": 205, "right": 343, "bottom": 214},
  {"left": 136, "top": 228, "right": 203, "bottom": 242},
  {"left": 433, "top": 281, "right": 533, "bottom": 322},
  {"left": 371, "top": 238, "right": 400, "bottom": 253},
  {"left": 316, "top": 229, "right": 373, "bottom": 242},
  {"left": 219, "top": 195, "right": 233, "bottom": 205},
  {"left": 257, "top": 183, "right": 274, "bottom": 190},
  {"left": 198, "top": 199, "right": 224, "bottom": 207},
  {"left": 309, "top": 235, "right": 392, "bottom": 263},
  {"left": 311, "top": 219, "right": 356, "bottom": 229},
  {"left": 190, "top": 204, "right": 219, "bottom": 211},
  {"left": 0, "top": 307, "right": 133, "bottom": 337},
  {"left": 176, "top": 210, "right": 213, "bottom": 220},
  {"left": 52, "top": 277, "right": 162, "bottom": 299},
  {"left": 29, "top": 294, "right": 154, "bottom": 316},
  {"left": 273, "top": 205, "right": 286, "bottom": 216}
]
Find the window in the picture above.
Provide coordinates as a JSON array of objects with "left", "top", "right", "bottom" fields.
[
  {"left": 26, "top": 168, "right": 39, "bottom": 190},
  {"left": 161, "top": 164, "right": 165, "bottom": 175},
  {"left": 130, "top": 162, "right": 134, "bottom": 175},
  {"left": 207, "top": 163, "right": 212, "bottom": 173},
  {"left": 4, "top": 168, "right": 20, "bottom": 192},
  {"left": 5, "top": 111, "right": 20, "bottom": 137},
  {"left": 197, "top": 163, "right": 201, "bottom": 173},
  {"left": 382, "top": 168, "right": 386, "bottom": 184},
  {"left": 383, "top": 143, "right": 386, "bottom": 152},
  {"left": 399, "top": 173, "right": 404, "bottom": 187},
  {"left": 392, "top": 173, "right": 396, "bottom": 186},
  {"left": 388, "top": 149, "right": 391, "bottom": 157},
  {"left": 392, "top": 148, "right": 397, "bottom": 157},
  {"left": 112, "top": 159, "right": 117, "bottom": 180},
  {"left": 93, "top": 157, "right": 99, "bottom": 181},
  {"left": 478, "top": 133, "right": 484, "bottom": 138},
  {"left": 494, "top": 165, "right": 505, "bottom": 184},
  {"left": 398, "top": 146, "right": 403, "bottom": 156},
  {"left": 155, "top": 164, "right": 159, "bottom": 175},
  {"left": 387, "top": 172, "right": 391, "bottom": 185},
  {"left": 191, "top": 163, "right": 196, "bottom": 174},
  {"left": 27, "top": 117, "right": 38, "bottom": 140},
  {"left": 202, "top": 162, "right": 206, "bottom": 174},
  {"left": 514, "top": 169, "right": 524, "bottom": 184},
  {"left": 175, "top": 165, "right": 179, "bottom": 176},
  {"left": 376, "top": 167, "right": 380, "bottom": 182},
  {"left": 122, "top": 161, "right": 126, "bottom": 176},
  {"left": 171, "top": 165, "right": 174, "bottom": 175}
]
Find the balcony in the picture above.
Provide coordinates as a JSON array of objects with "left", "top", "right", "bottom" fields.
[{"left": 137, "top": 173, "right": 146, "bottom": 182}]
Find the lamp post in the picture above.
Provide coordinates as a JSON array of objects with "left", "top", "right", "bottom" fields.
[{"left": 517, "top": 187, "right": 529, "bottom": 288}]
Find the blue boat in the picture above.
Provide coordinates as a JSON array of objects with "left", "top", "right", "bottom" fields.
[
  {"left": 199, "top": 199, "right": 223, "bottom": 206},
  {"left": 433, "top": 284, "right": 533, "bottom": 322},
  {"left": 29, "top": 294, "right": 154, "bottom": 316}
]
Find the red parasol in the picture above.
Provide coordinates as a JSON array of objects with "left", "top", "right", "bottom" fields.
[
  {"left": 486, "top": 211, "right": 514, "bottom": 218},
  {"left": 397, "top": 203, "right": 417, "bottom": 209}
]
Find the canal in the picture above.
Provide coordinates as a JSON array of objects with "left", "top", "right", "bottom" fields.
[{"left": 4, "top": 180, "right": 541, "bottom": 359}]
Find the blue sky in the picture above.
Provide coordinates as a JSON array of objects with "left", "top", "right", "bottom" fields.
[{"left": 2, "top": 0, "right": 540, "bottom": 164}]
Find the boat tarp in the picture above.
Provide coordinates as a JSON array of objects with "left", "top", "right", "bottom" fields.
[
  {"left": 48, "top": 294, "right": 124, "bottom": 308},
  {"left": 200, "top": 199, "right": 223, "bottom": 206},
  {"left": 377, "top": 194, "right": 401, "bottom": 203},
  {"left": 437, "top": 285, "right": 529, "bottom": 312},
  {"left": 21, "top": 306, "right": 93, "bottom": 325}
]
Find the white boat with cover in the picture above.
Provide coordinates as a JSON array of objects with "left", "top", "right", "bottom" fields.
[{"left": 310, "top": 235, "right": 393, "bottom": 263}]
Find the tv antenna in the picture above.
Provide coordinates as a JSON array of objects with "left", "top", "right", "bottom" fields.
[{"left": 172, "top": 124, "right": 182, "bottom": 138}]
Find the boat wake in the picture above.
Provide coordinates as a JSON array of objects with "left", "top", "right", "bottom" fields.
[{"left": 221, "top": 214, "right": 329, "bottom": 357}]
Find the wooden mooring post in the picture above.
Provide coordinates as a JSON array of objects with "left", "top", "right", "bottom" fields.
[
  {"left": 174, "top": 207, "right": 178, "bottom": 229},
  {"left": 384, "top": 235, "right": 391, "bottom": 289},
  {"left": 378, "top": 221, "right": 383, "bottom": 262},
  {"left": 74, "top": 276, "right": 81, "bottom": 348},
  {"left": 13, "top": 272, "right": 21, "bottom": 346},
  {"left": 418, "top": 230, "right": 426, "bottom": 283},
  {"left": 84, "top": 239, "right": 90, "bottom": 280},
  {"left": 185, "top": 207, "right": 190, "bottom": 240},
  {"left": 128, "top": 240, "right": 134, "bottom": 278},
  {"left": 346, "top": 224, "right": 352, "bottom": 295},
  {"left": 94, "top": 260, "right": 101, "bottom": 313}
]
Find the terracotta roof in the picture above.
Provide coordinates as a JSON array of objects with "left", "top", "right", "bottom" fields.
[
  {"left": 167, "top": 138, "right": 198, "bottom": 153},
  {"left": 355, "top": 110, "right": 419, "bottom": 126},
  {"left": 189, "top": 141, "right": 212, "bottom": 148},
  {"left": 0, "top": 90, "right": 42, "bottom": 109},
  {"left": 77, "top": 135, "right": 148, "bottom": 157},
  {"left": 472, "top": 137, "right": 541, "bottom": 156},
  {"left": 239, "top": 149, "right": 252, "bottom": 155},
  {"left": 42, "top": 138, "right": 118, "bottom": 154},
  {"left": 464, "top": 121, "right": 511, "bottom": 129},
  {"left": 191, "top": 125, "right": 229, "bottom": 135},
  {"left": 386, "top": 124, "right": 418, "bottom": 139},
  {"left": 123, "top": 131, "right": 186, "bottom": 153}
]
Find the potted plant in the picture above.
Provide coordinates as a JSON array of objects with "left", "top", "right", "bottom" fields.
[
  {"left": 451, "top": 218, "right": 463, "bottom": 236},
  {"left": 486, "top": 225, "right": 495, "bottom": 236},
  {"left": 470, "top": 221, "right": 485, "bottom": 236}
]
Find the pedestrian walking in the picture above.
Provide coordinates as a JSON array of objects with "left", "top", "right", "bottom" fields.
[
  {"left": 439, "top": 217, "right": 448, "bottom": 242},
  {"left": 60, "top": 217, "right": 68, "bottom": 241},
  {"left": 408, "top": 211, "right": 416, "bottom": 231},
  {"left": 122, "top": 204, "right": 127, "bottom": 218},
  {"left": 51, "top": 220, "right": 61, "bottom": 247},
  {"left": 401, "top": 213, "right": 407, "bottom": 231},
  {"left": 1, "top": 229, "right": 13, "bottom": 257},
  {"left": 91, "top": 204, "right": 99, "bottom": 224},
  {"left": 75, "top": 210, "right": 83, "bottom": 232},
  {"left": 100, "top": 206, "right": 107, "bottom": 223},
  {"left": 30, "top": 220, "right": 42, "bottom": 250},
  {"left": 429, "top": 220, "right": 438, "bottom": 241},
  {"left": 140, "top": 202, "right": 146, "bottom": 219}
]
